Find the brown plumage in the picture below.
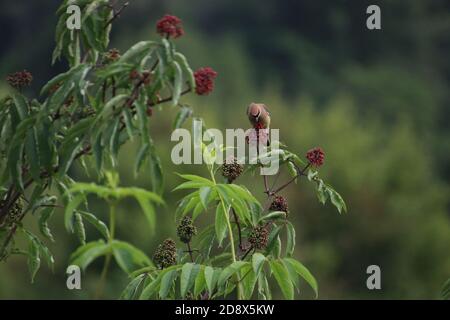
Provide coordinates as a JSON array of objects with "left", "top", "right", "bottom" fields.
[{"left": 247, "top": 103, "right": 271, "bottom": 129}]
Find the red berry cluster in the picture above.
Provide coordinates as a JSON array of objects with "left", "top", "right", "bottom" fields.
[
  {"left": 156, "top": 15, "right": 184, "bottom": 38},
  {"left": 6, "top": 70, "right": 33, "bottom": 89},
  {"left": 306, "top": 147, "right": 325, "bottom": 167},
  {"left": 194, "top": 67, "right": 218, "bottom": 95}
]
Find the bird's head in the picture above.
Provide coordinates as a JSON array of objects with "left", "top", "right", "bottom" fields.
[{"left": 248, "top": 103, "right": 263, "bottom": 121}]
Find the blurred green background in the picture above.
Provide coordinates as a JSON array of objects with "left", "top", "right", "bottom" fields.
[{"left": 1, "top": 0, "right": 449, "bottom": 299}]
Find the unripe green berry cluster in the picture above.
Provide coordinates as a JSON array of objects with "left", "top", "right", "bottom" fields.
[
  {"left": 153, "top": 238, "right": 177, "bottom": 269},
  {"left": 221, "top": 157, "right": 244, "bottom": 182},
  {"left": 177, "top": 216, "right": 197, "bottom": 243}
]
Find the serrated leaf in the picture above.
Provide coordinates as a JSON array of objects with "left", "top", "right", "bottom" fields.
[
  {"left": 64, "top": 193, "right": 85, "bottom": 233},
  {"left": 180, "top": 263, "right": 201, "bottom": 298},
  {"left": 173, "top": 105, "right": 193, "bottom": 129},
  {"left": 269, "top": 260, "right": 294, "bottom": 300},
  {"left": 171, "top": 61, "right": 183, "bottom": 106},
  {"left": 215, "top": 204, "right": 228, "bottom": 247},
  {"left": 199, "top": 186, "right": 212, "bottom": 209},
  {"left": 218, "top": 261, "right": 248, "bottom": 287},
  {"left": 194, "top": 265, "right": 206, "bottom": 297},
  {"left": 38, "top": 206, "right": 55, "bottom": 242},
  {"left": 77, "top": 210, "right": 110, "bottom": 240},
  {"left": 112, "top": 240, "right": 153, "bottom": 274},
  {"left": 159, "top": 269, "right": 178, "bottom": 299},
  {"left": 74, "top": 212, "right": 86, "bottom": 245},
  {"left": 120, "top": 274, "right": 148, "bottom": 300},
  {"left": 70, "top": 240, "right": 110, "bottom": 271},
  {"left": 284, "top": 258, "right": 318, "bottom": 298},
  {"left": 204, "top": 266, "right": 220, "bottom": 295},
  {"left": 252, "top": 252, "right": 266, "bottom": 276},
  {"left": 285, "top": 221, "right": 296, "bottom": 257}
]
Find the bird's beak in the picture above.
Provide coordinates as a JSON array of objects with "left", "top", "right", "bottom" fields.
[{"left": 255, "top": 110, "right": 261, "bottom": 121}]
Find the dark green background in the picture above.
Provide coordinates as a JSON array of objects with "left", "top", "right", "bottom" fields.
[{"left": 0, "top": 0, "right": 449, "bottom": 299}]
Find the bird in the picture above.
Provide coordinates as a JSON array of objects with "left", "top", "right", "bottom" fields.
[
  {"left": 247, "top": 103, "right": 271, "bottom": 129},
  {"left": 246, "top": 103, "right": 271, "bottom": 146}
]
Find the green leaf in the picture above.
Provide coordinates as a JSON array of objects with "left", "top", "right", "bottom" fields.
[
  {"left": 25, "top": 128, "right": 41, "bottom": 182},
  {"left": 227, "top": 184, "right": 260, "bottom": 204},
  {"left": 285, "top": 221, "right": 296, "bottom": 257},
  {"left": 95, "top": 94, "right": 128, "bottom": 121},
  {"left": 173, "top": 105, "right": 193, "bottom": 129},
  {"left": 218, "top": 261, "right": 248, "bottom": 287},
  {"left": 22, "top": 229, "right": 55, "bottom": 280},
  {"left": 74, "top": 212, "right": 86, "bottom": 245},
  {"left": 284, "top": 258, "right": 318, "bottom": 298},
  {"left": 441, "top": 278, "right": 450, "bottom": 300},
  {"left": 175, "top": 193, "right": 199, "bottom": 221},
  {"left": 77, "top": 210, "right": 110, "bottom": 240},
  {"left": 194, "top": 265, "right": 206, "bottom": 297},
  {"left": 139, "top": 265, "right": 180, "bottom": 299},
  {"left": 286, "top": 161, "right": 298, "bottom": 181},
  {"left": 180, "top": 263, "right": 201, "bottom": 298},
  {"left": 215, "top": 204, "right": 228, "bottom": 247},
  {"left": 58, "top": 118, "right": 94, "bottom": 177},
  {"left": 173, "top": 181, "right": 211, "bottom": 191},
  {"left": 38, "top": 206, "right": 55, "bottom": 242},
  {"left": 171, "top": 61, "right": 183, "bottom": 106},
  {"left": 112, "top": 240, "right": 153, "bottom": 274},
  {"left": 174, "top": 52, "right": 195, "bottom": 90},
  {"left": 64, "top": 193, "right": 85, "bottom": 233},
  {"left": 269, "top": 260, "right": 294, "bottom": 300},
  {"left": 70, "top": 240, "right": 110, "bottom": 270},
  {"left": 11, "top": 92, "right": 28, "bottom": 119},
  {"left": 159, "top": 269, "right": 178, "bottom": 299},
  {"left": 119, "top": 41, "right": 157, "bottom": 63},
  {"left": 252, "top": 252, "right": 266, "bottom": 276},
  {"left": 199, "top": 186, "right": 212, "bottom": 209},
  {"left": 26, "top": 234, "right": 41, "bottom": 283},
  {"left": 204, "top": 266, "right": 221, "bottom": 295},
  {"left": 176, "top": 173, "right": 213, "bottom": 184},
  {"left": 257, "top": 272, "right": 271, "bottom": 300},
  {"left": 264, "top": 225, "right": 283, "bottom": 256},
  {"left": 241, "top": 265, "right": 257, "bottom": 299},
  {"left": 120, "top": 274, "right": 148, "bottom": 300},
  {"left": 307, "top": 170, "right": 318, "bottom": 181},
  {"left": 259, "top": 211, "right": 287, "bottom": 223},
  {"left": 327, "top": 185, "right": 347, "bottom": 214}
]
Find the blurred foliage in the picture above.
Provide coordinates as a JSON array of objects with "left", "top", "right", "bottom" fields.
[{"left": 0, "top": 0, "right": 449, "bottom": 299}]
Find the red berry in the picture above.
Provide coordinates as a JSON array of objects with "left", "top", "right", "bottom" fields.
[
  {"left": 156, "top": 15, "right": 184, "bottom": 38},
  {"left": 306, "top": 147, "right": 325, "bottom": 167},
  {"left": 194, "top": 67, "right": 217, "bottom": 95}
]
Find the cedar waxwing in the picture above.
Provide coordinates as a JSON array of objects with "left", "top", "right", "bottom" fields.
[{"left": 247, "top": 103, "right": 271, "bottom": 129}]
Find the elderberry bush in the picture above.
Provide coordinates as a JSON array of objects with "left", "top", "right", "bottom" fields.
[{"left": 0, "top": 1, "right": 346, "bottom": 300}]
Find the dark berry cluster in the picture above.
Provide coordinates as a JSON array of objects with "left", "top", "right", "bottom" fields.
[
  {"left": 6, "top": 70, "right": 33, "bottom": 89},
  {"left": 306, "top": 147, "right": 325, "bottom": 167},
  {"left": 103, "top": 48, "right": 121, "bottom": 64},
  {"left": 129, "top": 70, "right": 151, "bottom": 85},
  {"left": 153, "top": 238, "right": 177, "bottom": 269},
  {"left": 0, "top": 198, "right": 23, "bottom": 226},
  {"left": 221, "top": 157, "right": 244, "bottom": 182},
  {"left": 194, "top": 67, "right": 218, "bottom": 95},
  {"left": 270, "top": 195, "right": 288, "bottom": 214},
  {"left": 156, "top": 15, "right": 184, "bottom": 38},
  {"left": 177, "top": 216, "right": 197, "bottom": 243},
  {"left": 248, "top": 225, "right": 270, "bottom": 250}
]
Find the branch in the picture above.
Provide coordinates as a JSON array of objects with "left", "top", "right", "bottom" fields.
[
  {"left": 270, "top": 162, "right": 310, "bottom": 195},
  {"left": 104, "top": 1, "right": 130, "bottom": 29}
]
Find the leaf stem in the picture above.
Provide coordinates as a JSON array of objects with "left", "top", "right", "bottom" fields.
[{"left": 95, "top": 201, "right": 116, "bottom": 299}]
